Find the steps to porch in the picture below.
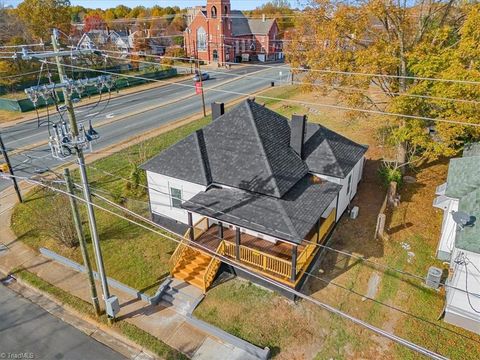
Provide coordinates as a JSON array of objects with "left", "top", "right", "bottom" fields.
[
  {"left": 169, "top": 241, "right": 224, "bottom": 293},
  {"left": 172, "top": 251, "right": 212, "bottom": 289}
]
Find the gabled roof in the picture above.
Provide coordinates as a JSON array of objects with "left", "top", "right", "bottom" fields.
[
  {"left": 142, "top": 100, "right": 309, "bottom": 198},
  {"left": 303, "top": 123, "right": 368, "bottom": 178},
  {"left": 182, "top": 174, "right": 341, "bottom": 244},
  {"left": 231, "top": 10, "right": 276, "bottom": 36}
]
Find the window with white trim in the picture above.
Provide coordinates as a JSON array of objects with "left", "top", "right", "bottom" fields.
[{"left": 170, "top": 187, "right": 183, "bottom": 209}]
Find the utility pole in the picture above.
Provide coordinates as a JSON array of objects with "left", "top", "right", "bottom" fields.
[
  {"left": 196, "top": 60, "right": 207, "bottom": 117},
  {"left": 0, "top": 133, "right": 22, "bottom": 203},
  {"left": 51, "top": 29, "right": 114, "bottom": 320},
  {"left": 64, "top": 168, "right": 101, "bottom": 316}
]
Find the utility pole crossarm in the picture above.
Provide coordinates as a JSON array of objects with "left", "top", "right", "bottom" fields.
[{"left": 50, "top": 29, "right": 115, "bottom": 320}]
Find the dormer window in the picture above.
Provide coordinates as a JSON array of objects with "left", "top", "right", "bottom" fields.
[{"left": 211, "top": 6, "right": 217, "bottom": 18}]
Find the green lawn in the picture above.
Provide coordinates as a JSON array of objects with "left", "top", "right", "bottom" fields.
[
  {"left": 11, "top": 114, "right": 212, "bottom": 294},
  {"left": 10, "top": 85, "right": 300, "bottom": 295}
]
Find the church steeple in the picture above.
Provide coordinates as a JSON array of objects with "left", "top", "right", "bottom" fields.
[{"left": 207, "top": 0, "right": 230, "bottom": 20}]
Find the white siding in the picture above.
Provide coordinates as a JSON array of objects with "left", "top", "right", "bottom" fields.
[
  {"left": 314, "top": 155, "right": 365, "bottom": 222},
  {"left": 146, "top": 171, "right": 206, "bottom": 224},
  {"left": 434, "top": 197, "right": 459, "bottom": 261},
  {"left": 445, "top": 248, "right": 480, "bottom": 334}
]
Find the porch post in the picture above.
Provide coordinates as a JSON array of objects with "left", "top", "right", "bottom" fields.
[
  {"left": 218, "top": 221, "right": 224, "bottom": 239},
  {"left": 235, "top": 227, "right": 241, "bottom": 260},
  {"left": 187, "top": 212, "right": 194, "bottom": 241},
  {"left": 291, "top": 245, "right": 298, "bottom": 282}
]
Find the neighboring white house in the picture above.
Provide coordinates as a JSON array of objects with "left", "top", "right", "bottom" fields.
[
  {"left": 142, "top": 100, "right": 367, "bottom": 242},
  {"left": 433, "top": 143, "right": 480, "bottom": 334}
]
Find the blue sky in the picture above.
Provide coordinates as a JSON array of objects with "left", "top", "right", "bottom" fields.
[{"left": 4, "top": 0, "right": 281, "bottom": 10}]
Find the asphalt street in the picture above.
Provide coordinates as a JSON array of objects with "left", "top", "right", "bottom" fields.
[
  {"left": 0, "top": 63, "right": 289, "bottom": 192},
  {"left": 0, "top": 284, "right": 125, "bottom": 360}
]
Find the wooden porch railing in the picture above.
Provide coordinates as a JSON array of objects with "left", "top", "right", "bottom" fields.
[
  {"left": 170, "top": 217, "right": 210, "bottom": 274},
  {"left": 169, "top": 238, "right": 188, "bottom": 275},
  {"left": 202, "top": 241, "right": 225, "bottom": 293},
  {"left": 193, "top": 217, "right": 209, "bottom": 240},
  {"left": 318, "top": 208, "right": 336, "bottom": 244},
  {"left": 223, "top": 241, "right": 292, "bottom": 279},
  {"left": 296, "top": 208, "right": 337, "bottom": 276}
]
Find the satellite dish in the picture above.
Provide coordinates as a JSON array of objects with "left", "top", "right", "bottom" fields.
[{"left": 452, "top": 211, "right": 476, "bottom": 229}]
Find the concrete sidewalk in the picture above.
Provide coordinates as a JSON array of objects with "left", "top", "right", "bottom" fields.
[{"left": 0, "top": 186, "right": 259, "bottom": 360}]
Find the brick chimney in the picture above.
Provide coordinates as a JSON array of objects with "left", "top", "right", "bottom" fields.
[
  {"left": 211, "top": 102, "right": 225, "bottom": 120},
  {"left": 290, "top": 115, "right": 307, "bottom": 158}
]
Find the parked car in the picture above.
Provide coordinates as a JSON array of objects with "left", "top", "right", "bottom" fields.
[{"left": 193, "top": 72, "right": 210, "bottom": 82}]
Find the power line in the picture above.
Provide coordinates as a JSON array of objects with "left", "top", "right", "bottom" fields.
[
  {"left": 104, "top": 50, "right": 480, "bottom": 106},
  {"left": 84, "top": 163, "right": 480, "bottom": 301},
  {"left": 0, "top": 172, "right": 448, "bottom": 360},
  {"left": 39, "top": 60, "right": 480, "bottom": 129},
  {"left": 99, "top": 46, "right": 480, "bottom": 86}
]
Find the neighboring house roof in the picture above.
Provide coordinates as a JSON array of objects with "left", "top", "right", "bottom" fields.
[
  {"left": 182, "top": 174, "right": 341, "bottom": 244},
  {"left": 303, "top": 123, "right": 368, "bottom": 178},
  {"left": 231, "top": 10, "right": 276, "bottom": 36},
  {"left": 463, "top": 142, "right": 480, "bottom": 158},
  {"left": 456, "top": 187, "right": 480, "bottom": 253},
  {"left": 444, "top": 157, "right": 480, "bottom": 198},
  {"left": 443, "top": 143, "right": 480, "bottom": 253},
  {"left": 142, "top": 100, "right": 309, "bottom": 198}
]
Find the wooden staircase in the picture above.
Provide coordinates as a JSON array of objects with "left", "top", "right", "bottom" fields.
[{"left": 170, "top": 242, "right": 225, "bottom": 293}]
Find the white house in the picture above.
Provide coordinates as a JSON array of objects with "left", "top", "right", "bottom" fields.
[
  {"left": 141, "top": 100, "right": 367, "bottom": 292},
  {"left": 433, "top": 143, "right": 480, "bottom": 334},
  {"left": 142, "top": 100, "right": 367, "bottom": 239}
]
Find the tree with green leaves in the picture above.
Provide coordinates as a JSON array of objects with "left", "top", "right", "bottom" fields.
[{"left": 17, "top": 0, "right": 71, "bottom": 41}]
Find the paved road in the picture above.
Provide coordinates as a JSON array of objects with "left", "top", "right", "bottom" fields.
[
  {"left": 0, "top": 63, "right": 289, "bottom": 192},
  {"left": 0, "top": 284, "right": 125, "bottom": 360}
]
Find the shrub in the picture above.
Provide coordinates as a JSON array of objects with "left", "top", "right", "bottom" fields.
[{"left": 378, "top": 162, "right": 402, "bottom": 187}]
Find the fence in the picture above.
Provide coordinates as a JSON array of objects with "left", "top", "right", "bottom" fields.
[{"left": 0, "top": 68, "right": 177, "bottom": 113}]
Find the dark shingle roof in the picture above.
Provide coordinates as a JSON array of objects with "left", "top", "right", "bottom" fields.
[
  {"left": 182, "top": 175, "right": 341, "bottom": 244},
  {"left": 231, "top": 10, "right": 276, "bottom": 36},
  {"left": 142, "top": 100, "right": 308, "bottom": 198},
  {"left": 303, "top": 123, "right": 368, "bottom": 178}
]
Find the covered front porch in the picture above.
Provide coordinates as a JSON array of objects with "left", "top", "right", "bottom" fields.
[{"left": 185, "top": 208, "right": 337, "bottom": 287}]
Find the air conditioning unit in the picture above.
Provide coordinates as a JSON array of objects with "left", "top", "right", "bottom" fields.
[
  {"left": 426, "top": 266, "right": 443, "bottom": 289},
  {"left": 350, "top": 206, "right": 359, "bottom": 220}
]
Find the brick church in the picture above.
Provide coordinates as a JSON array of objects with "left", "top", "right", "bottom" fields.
[{"left": 184, "top": 0, "right": 283, "bottom": 65}]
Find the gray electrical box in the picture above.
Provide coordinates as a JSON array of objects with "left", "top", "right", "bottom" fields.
[
  {"left": 106, "top": 295, "right": 120, "bottom": 317},
  {"left": 426, "top": 266, "right": 443, "bottom": 289}
]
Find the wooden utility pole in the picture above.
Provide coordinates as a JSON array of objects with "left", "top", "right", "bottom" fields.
[
  {"left": 51, "top": 29, "right": 113, "bottom": 320},
  {"left": 64, "top": 168, "right": 101, "bottom": 316},
  {"left": 0, "top": 132, "right": 22, "bottom": 203},
  {"left": 196, "top": 60, "right": 207, "bottom": 117}
]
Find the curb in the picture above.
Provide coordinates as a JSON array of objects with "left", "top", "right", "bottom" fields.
[
  {"left": 0, "top": 73, "right": 192, "bottom": 129},
  {"left": 0, "top": 269, "right": 159, "bottom": 360},
  {"left": 6, "top": 66, "right": 277, "bottom": 157}
]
